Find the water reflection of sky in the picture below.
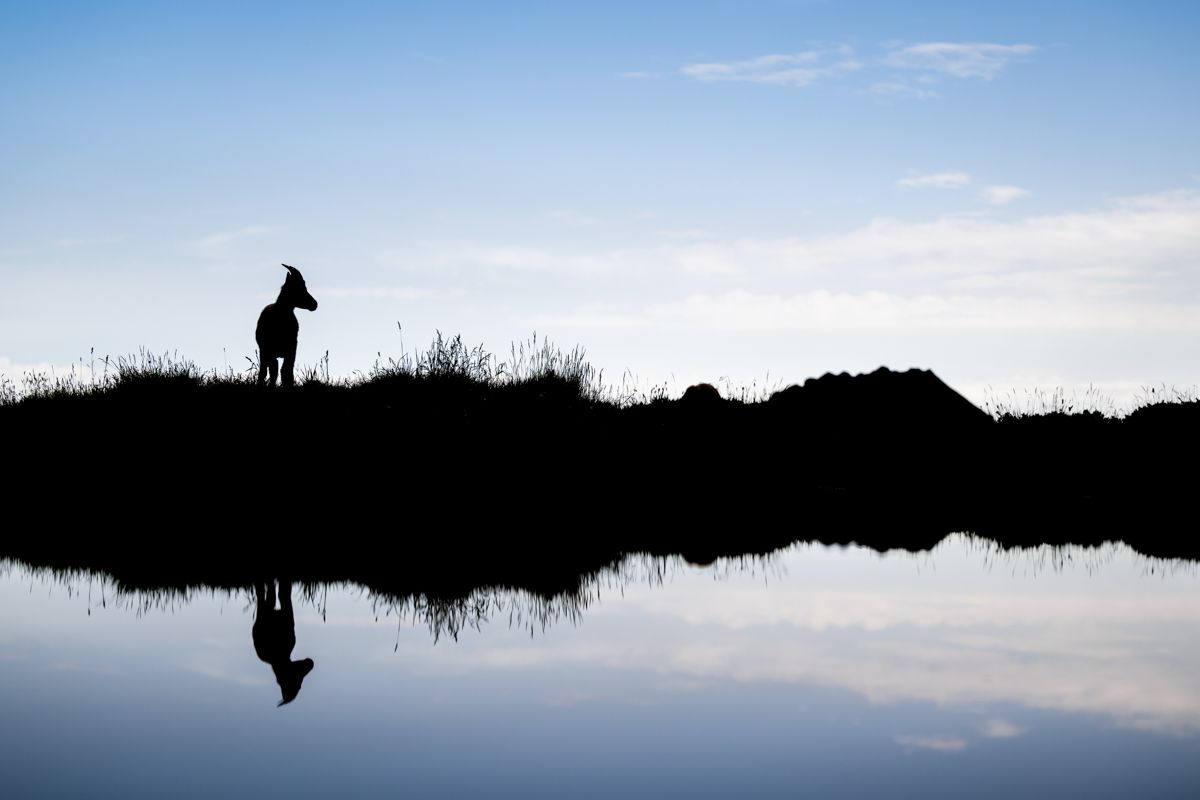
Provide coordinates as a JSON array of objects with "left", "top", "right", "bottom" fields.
[{"left": 2, "top": 536, "right": 1198, "bottom": 799}]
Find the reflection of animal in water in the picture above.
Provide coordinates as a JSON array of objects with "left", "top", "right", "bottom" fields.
[
  {"left": 256, "top": 264, "right": 319, "bottom": 388},
  {"left": 252, "top": 580, "right": 314, "bottom": 706}
]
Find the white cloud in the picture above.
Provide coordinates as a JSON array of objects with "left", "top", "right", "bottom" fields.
[
  {"left": 898, "top": 171, "right": 972, "bottom": 189},
  {"left": 777, "top": 190, "right": 1200, "bottom": 280},
  {"left": 884, "top": 42, "right": 1037, "bottom": 80},
  {"left": 982, "top": 185, "right": 1032, "bottom": 205},
  {"left": 895, "top": 734, "right": 967, "bottom": 752},
  {"left": 681, "top": 50, "right": 861, "bottom": 87},
  {"left": 444, "top": 190, "right": 1200, "bottom": 282},
  {"left": 191, "top": 225, "right": 281, "bottom": 250},
  {"left": 535, "top": 290, "right": 1200, "bottom": 333},
  {"left": 396, "top": 190, "right": 1200, "bottom": 337}
]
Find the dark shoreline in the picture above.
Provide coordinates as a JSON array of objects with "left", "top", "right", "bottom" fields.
[{"left": 5, "top": 352, "right": 1198, "bottom": 589}]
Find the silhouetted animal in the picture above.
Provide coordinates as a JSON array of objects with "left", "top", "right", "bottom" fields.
[
  {"left": 256, "top": 264, "right": 318, "bottom": 387},
  {"left": 252, "top": 580, "right": 315, "bottom": 706}
]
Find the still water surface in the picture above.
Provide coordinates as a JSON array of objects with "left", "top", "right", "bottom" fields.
[{"left": 2, "top": 536, "right": 1198, "bottom": 799}]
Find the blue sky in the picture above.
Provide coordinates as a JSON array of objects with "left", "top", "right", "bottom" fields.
[{"left": 2, "top": 1, "right": 1198, "bottom": 403}]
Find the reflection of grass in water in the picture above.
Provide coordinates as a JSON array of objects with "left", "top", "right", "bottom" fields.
[
  {"left": 3, "top": 552, "right": 783, "bottom": 642},
  {"left": 1, "top": 560, "right": 226, "bottom": 616},
  {"left": 306, "top": 555, "right": 693, "bottom": 642},
  {"left": 922, "top": 533, "right": 1200, "bottom": 579},
  {"left": 7, "top": 541, "right": 1195, "bottom": 643},
  {"left": 1, "top": 557, "right": 646, "bottom": 642}
]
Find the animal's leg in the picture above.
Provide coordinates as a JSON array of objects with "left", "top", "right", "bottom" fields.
[
  {"left": 282, "top": 345, "right": 296, "bottom": 388},
  {"left": 257, "top": 355, "right": 269, "bottom": 386},
  {"left": 268, "top": 359, "right": 279, "bottom": 387},
  {"left": 279, "top": 580, "right": 293, "bottom": 625}
]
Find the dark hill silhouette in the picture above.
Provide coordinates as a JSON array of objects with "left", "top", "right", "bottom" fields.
[{"left": 768, "top": 367, "right": 993, "bottom": 432}]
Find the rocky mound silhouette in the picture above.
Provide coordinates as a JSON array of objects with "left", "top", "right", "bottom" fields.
[{"left": 768, "top": 367, "right": 992, "bottom": 433}]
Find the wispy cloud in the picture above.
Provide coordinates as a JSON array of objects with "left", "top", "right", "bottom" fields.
[
  {"left": 898, "top": 171, "right": 971, "bottom": 189},
  {"left": 521, "top": 190, "right": 1200, "bottom": 333},
  {"left": 981, "top": 185, "right": 1032, "bottom": 205},
  {"left": 681, "top": 49, "right": 861, "bottom": 87},
  {"left": 676, "top": 42, "right": 1032, "bottom": 97},
  {"left": 535, "top": 290, "right": 1200, "bottom": 333},
  {"left": 191, "top": 225, "right": 281, "bottom": 250},
  {"left": 869, "top": 80, "right": 940, "bottom": 101},
  {"left": 884, "top": 42, "right": 1036, "bottom": 80}
]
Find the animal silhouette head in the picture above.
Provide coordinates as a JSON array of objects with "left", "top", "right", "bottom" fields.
[
  {"left": 276, "top": 658, "right": 315, "bottom": 707},
  {"left": 280, "top": 264, "right": 318, "bottom": 312}
]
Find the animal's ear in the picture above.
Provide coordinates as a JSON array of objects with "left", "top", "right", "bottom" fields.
[{"left": 282, "top": 263, "right": 302, "bottom": 280}]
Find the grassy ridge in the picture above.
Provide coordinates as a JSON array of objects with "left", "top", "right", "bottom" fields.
[{"left": 3, "top": 334, "right": 1199, "bottom": 578}]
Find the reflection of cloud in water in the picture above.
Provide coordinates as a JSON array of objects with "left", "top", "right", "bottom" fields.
[
  {"left": 980, "top": 718, "right": 1026, "bottom": 738},
  {"left": 635, "top": 587, "right": 1198, "bottom": 630},
  {"left": 183, "top": 654, "right": 269, "bottom": 688},
  {"left": 895, "top": 734, "right": 968, "bottom": 752},
  {"left": 401, "top": 544, "right": 1200, "bottom": 737},
  {"left": 48, "top": 659, "right": 120, "bottom": 676},
  {"left": 6, "top": 540, "right": 1198, "bottom": 738},
  {"left": 436, "top": 624, "right": 1200, "bottom": 735}
]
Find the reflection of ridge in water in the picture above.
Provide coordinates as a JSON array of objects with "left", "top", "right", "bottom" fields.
[
  {"left": 3, "top": 536, "right": 1194, "bottom": 643},
  {"left": 357, "top": 551, "right": 787, "bottom": 644},
  {"left": 4, "top": 537, "right": 1200, "bottom": 797}
]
